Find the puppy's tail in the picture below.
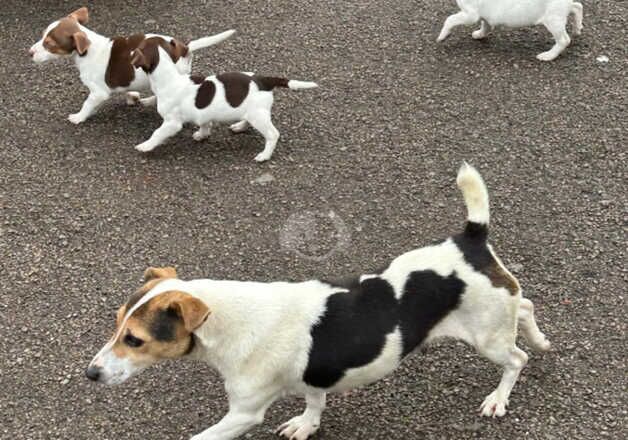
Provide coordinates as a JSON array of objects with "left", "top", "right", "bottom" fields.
[
  {"left": 456, "top": 162, "right": 490, "bottom": 239},
  {"left": 254, "top": 76, "right": 318, "bottom": 91},
  {"left": 188, "top": 29, "right": 235, "bottom": 52}
]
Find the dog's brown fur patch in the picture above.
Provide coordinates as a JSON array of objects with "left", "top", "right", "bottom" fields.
[
  {"left": 217, "top": 72, "right": 252, "bottom": 107},
  {"left": 482, "top": 261, "right": 520, "bottom": 296},
  {"left": 131, "top": 37, "right": 189, "bottom": 74},
  {"left": 195, "top": 80, "right": 216, "bottom": 108},
  {"left": 105, "top": 34, "right": 146, "bottom": 88},
  {"left": 43, "top": 17, "right": 89, "bottom": 56}
]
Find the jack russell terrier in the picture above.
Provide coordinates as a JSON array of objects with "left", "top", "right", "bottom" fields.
[
  {"left": 129, "top": 37, "right": 318, "bottom": 162},
  {"left": 87, "top": 163, "right": 551, "bottom": 440},
  {"left": 29, "top": 7, "right": 234, "bottom": 124},
  {"left": 437, "top": 0, "right": 583, "bottom": 61}
]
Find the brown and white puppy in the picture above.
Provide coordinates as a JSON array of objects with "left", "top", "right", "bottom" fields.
[
  {"left": 87, "top": 164, "right": 551, "bottom": 440},
  {"left": 86, "top": 267, "right": 209, "bottom": 385},
  {"left": 29, "top": 7, "right": 234, "bottom": 124}
]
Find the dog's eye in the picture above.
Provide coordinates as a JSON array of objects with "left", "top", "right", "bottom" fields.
[{"left": 124, "top": 334, "right": 144, "bottom": 348}]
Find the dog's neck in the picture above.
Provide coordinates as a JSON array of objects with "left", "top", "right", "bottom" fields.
[
  {"left": 147, "top": 48, "right": 188, "bottom": 96},
  {"left": 71, "top": 25, "right": 110, "bottom": 67}
]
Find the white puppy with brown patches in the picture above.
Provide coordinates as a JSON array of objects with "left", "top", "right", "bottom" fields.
[
  {"left": 87, "top": 164, "right": 551, "bottom": 440},
  {"left": 437, "top": 0, "right": 583, "bottom": 61},
  {"left": 129, "top": 37, "right": 318, "bottom": 162},
  {"left": 29, "top": 7, "right": 234, "bottom": 124}
]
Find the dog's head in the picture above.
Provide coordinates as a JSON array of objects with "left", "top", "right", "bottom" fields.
[
  {"left": 86, "top": 267, "right": 210, "bottom": 385},
  {"left": 29, "top": 7, "right": 91, "bottom": 63},
  {"left": 130, "top": 37, "right": 189, "bottom": 73}
]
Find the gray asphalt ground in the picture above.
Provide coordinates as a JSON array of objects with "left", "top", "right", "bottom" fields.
[{"left": 1, "top": 0, "right": 626, "bottom": 439}]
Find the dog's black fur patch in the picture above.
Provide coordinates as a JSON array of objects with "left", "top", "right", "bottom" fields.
[
  {"left": 304, "top": 270, "right": 466, "bottom": 388},
  {"left": 453, "top": 221, "right": 492, "bottom": 271},
  {"left": 150, "top": 307, "right": 179, "bottom": 341}
]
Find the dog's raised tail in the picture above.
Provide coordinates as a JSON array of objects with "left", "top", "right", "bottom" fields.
[
  {"left": 188, "top": 29, "right": 235, "bottom": 52},
  {"left": 253, "top": 76, "right": 318, "bottom": 91},
  {"left": 457, "top": 162, "right": 490, "bottom": 237}
]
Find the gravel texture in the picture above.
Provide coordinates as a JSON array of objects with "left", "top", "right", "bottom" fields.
[{"left": 1, "top": 1, "right": 626, "bottom": 439}]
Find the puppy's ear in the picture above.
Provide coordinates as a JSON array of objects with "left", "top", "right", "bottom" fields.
[
  {"left": 143, "top": 266, "right": 178, "bottom": 282},
  {"left": 169, "top": 294, "right": 210, "bottom": 332},
  {"left": 131, "top": 49, "right": 147, "bottom": 68},
  {"left": 170, "top": 38, "right": 189, "bottom": 60},
  {"left": 69, "top": 7, "right": 89, "bottom": 24},
  {"left": 72, "top": 31, "right": 90, "bottom": 55}
]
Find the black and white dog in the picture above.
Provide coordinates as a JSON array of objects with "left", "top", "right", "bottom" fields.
[{"left": 86, "top": 164, "right": 551, "bottom": 440}]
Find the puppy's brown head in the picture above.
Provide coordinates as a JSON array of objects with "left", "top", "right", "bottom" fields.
[
  {"left": 130, "top": 37, "right": 189, "bottom": 73},
  {"left": 86, "top": 267, "right": 210, "bottom": 385},
  {"left": 30, "top": 7, "right": 91, "bottom": 62}
]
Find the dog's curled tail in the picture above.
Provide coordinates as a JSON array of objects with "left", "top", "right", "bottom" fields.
[
  {"left": 457, "top": 162, "right": 490, "bottom": 238},
  {"left": 188, "top": 29, "right": 235, "bottom": 52},
  {"left": 254, "top": 76, "right": 318, "bottom": 91}
]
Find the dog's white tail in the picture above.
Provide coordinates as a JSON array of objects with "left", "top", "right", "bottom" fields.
[
  {"left": 287, "top": 80, "right": 319, "bottom": 90},
  {"left": 188, "top": 29, "right": 235, "bottom": 52},
  {"left": 457, "top": 162, "right": 490, "bottom": 227}
]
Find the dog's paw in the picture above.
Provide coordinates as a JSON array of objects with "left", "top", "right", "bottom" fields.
[
  {"left": 480, "top": 391, "right": 508, "bottom": 418},
  {"left": 472, "top": 30, "right": 488, "bottom": 39},
  {"left": 254, "top": 152, "right": 272, "bottom": 162},
  {"left": 276, "top": 415, "right": 320, "bottom": 440},
  {"left": 68, "top": 113, "right": 86, "bottom": 124},
  {"left": 135, "top": 142, "right": 155, "bottom": 153},
  {"left": 140, "top": 96, "right": 157, "bottom": 107},
  {"left": 536, "top": 51, "right": 558, "bottom": 62},
  {"left": 192, "top": 130, "right": 209, "bottom": 142},
  {"left": 126, "top": 92, "right": 140, "bottom": 106},
  {"left": 229, "top": 121, "right": 248, "bottom": 133}
]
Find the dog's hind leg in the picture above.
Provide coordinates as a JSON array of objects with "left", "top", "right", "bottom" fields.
[
  {"left": 229, "top": 120, "right": 249, "bottom": 133},
  {"left": 193, "top": 122, "right": 213, "bottom": 141},
  {"left": 478, "top": 340, "right": 529, "bottom": 417},
  {"left": 437, "top": 10, "right": 479, "bottom": 42},
  {"left": 246, "top": 110, "right": 280, "bottom": 162},
  {"left": 276, "top": 391, "right": 326, "bottom": 440},
  {"left": 571, "top": 2, "right": 584, "bottom": 35},
  {"left": 472, "top": 20, "right": 491, "bottom": 39},
  {"left": 537, "top": 16, "right": 571, "bottom": 61},
  {"left": 518, "top": 298, "right": 551, "bottom": 352}
]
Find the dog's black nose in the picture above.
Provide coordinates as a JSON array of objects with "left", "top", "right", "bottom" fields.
[{"left": 85, "top": 366, "right": 101, "bottom": 382}]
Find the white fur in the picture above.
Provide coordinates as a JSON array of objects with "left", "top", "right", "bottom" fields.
[
  {"left": 457, "top": 161, "right": 490, "bottom": 224},
  {"left": 88, "top": 165, "right": 550, "bottom": 439},
  {"left": 134, "top": 46, "right": 317, "bottom": 162},
  {"left": 29, "top": 23, "right": 234, "bottom": 123},
  {"left": 437, "top": 0, "right": 584, "bottom": 60}
]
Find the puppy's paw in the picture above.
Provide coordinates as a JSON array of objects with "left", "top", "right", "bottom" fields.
[
  {"left": 192, "top": 130, "right": 209, "bottom": 142},
  {"left": 254, "top": 152, "right": 272, "bottom": 162},
  {"left": 276, "top": 415, "right": 320, "bottom": 440},
  {"left": 536, "top": 51, "right": 558, "bottom": 62},
  {"left": 140, "top": 96, "right": 157, "bottom": 107},
  {"left": 229, "top": 121, "right": 249, "bottom": 133},
  {"left": 68, "top": 113, "right": 86, "bottom": 124},
  {"left": 480, "top": 391, "right": 508, "bottom": 418},
  {"left": 472, "top": 30, "right": 488, "bottom": 39},
  {"left": 126, "top": 92, "right": 140, "bottom": 106},
  {"left": 135, "top": 142, "right": 156, "bottom": 153}
]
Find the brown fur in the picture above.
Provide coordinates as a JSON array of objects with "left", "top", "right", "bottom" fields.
[
  {"left": 482, "top": 262, "right": 520, "bottom": 296},
  {"left": 195, "top": 80, "right": 216, "bottom": 109},
  {"left": 131, "top": 37, "right": 190, "bottom": 74},
  {"left": 217, "top": 72, "right": 252, "bottom": 107},
  {"left": 105, "top": 34, "right": 146, "bottom": 88},
  {"left": 43, "top": 17, "right": 90, "bottom": 56}
]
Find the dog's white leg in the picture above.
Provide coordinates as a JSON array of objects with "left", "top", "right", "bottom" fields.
[
  {"left": 571, "top": 2, "right": 584, "bottom": 35},
  {"left": 472, "top": 20, "right": 491, "bottom": 39},
  {"left": 68, "top": 90, "right": 110, "bottom": 124},
  {"left": 139, "top": 95, "right": 157, "bottom": 107},
  {"left": 518, "top": 298, "right": 551, "bottom": 352},
  {"left": 229, "top": 120, "right": 249, "bottom": 133},
  {"left": 193, "top": 122, "right": 213, "bottom": 141},
  {"left": 126, "top": 92, "right": 141, "bottom": 105},
  {"left": 190, "top": 390, "right": 278, "bottom": 440},
  {"left": 537, "top": 17, "right": 570, "bottom": 61},
  {"left": 246, "top": 110, "right": 280, "bottom": 162},
  {"left": 437, "top": 11, "right": 479, "bottom": 42},
  {"left": 276, "top": 391, "right": 326, "bottom": 440},
  {"left": 478, "top": 343, "right": 528, "bottom": 417},
  {"left": 135, "top": 119, "right": 182, "bottom": 152}
]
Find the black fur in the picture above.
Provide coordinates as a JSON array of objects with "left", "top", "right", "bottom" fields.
[
  {"left": 453, "top": 221, "right": 492, "bottom": 272},
  {"left": 150, "top": 307, "right": 179, "bottom": 341},
  {"left": 303, "top": 270, "right": 466, "bottom": 388}
]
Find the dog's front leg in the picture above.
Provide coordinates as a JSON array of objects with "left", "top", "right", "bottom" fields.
[
  {"left": 276, "top": 391, "right": 326, "bottom": 440},
  {"left": 190, "top": 391, "right": 278, "bottom": 440},
  {"left": 135, "top": 119, "right": 183, "bottom": 152},
  {"left": 68, "top": 89, "right": 110, "bottom": 124}
]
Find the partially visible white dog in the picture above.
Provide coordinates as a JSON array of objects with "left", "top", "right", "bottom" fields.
[{"left": 437, "top": 0, "right": 583, "bottom": 61}]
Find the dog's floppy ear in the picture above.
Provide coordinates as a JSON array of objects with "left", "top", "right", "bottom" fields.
[
  {"left": 169, "top": 293, "right": 210, "bottom": 332},
  {"left": 72, "top": 31, "right": 90, "bottom": 55},
  {"left": 69, "top": 7, "right": 89, "bottom": 24},
  {"left": 169, "top": 38, "right": 189, "bottom": 60},
  {"left": 143, "top": 266, "right": 178, "bottom": 282},
  {"left": 131, "top": 48, "right": 148, "bottom": 69}
]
